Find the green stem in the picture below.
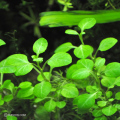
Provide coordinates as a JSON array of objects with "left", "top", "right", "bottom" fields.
[
  {"left": 94, "top": 48, "right": 99, "bottom": 60},
  {"left": 0, "top": 73, "right": 3, "bottom": 86},
  {"left": 79, "top": 33, "right": 84, "bottom": 45}
]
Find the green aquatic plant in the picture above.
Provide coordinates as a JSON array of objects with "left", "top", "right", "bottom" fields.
[{"left": 0, "top": 18, "right": 120, "bottom": 120}]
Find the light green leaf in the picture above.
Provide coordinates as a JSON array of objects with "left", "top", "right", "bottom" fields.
[
  {"left": 56, "top": 101, "right": 66, "bottom": 108},
  {"left": 44, "top": 99, "right": 56, "bottom": 112},
  {"left": 94, "top": 116, "right": 107, "bottom": 120},
  {"left": 66, "top": 64, "right": 80, "bottom": 79},
  {"left": 7, "top": 116, "right": 17, "bottom": 120},
  {"left": 115, "top": 76, "right": 120, "bottom": 86},
  {"left": 33, "top": 81, "right": 51, "bottom": 99},
  {"left": 0, "top": 97, "right": 4, "bottom": 105},
  {"left": 6, "top": 54, "right": 33, "bottom": 76},
  {"left": 77, "top": 93, "right": 96, "bottom": 111},
  {"left": 55, "top": 42, "right": 75, "bottom": 53},
  {"left": 47, "top": 52, "right": 72, "bottom": 68},
  {"left": 72, "top": 68, "right": 91, "bottom": 79},
  {"left": 2, "top": 80, "right": 14, "bottom": 92},
  {"left": 98, "top": 37, "right": 117, "bottom": 51},
  {"left": 17, "top": 86, "right": 34, "bottom": 99},
  {"left": 0, "top": 39, "right": 6, "bottom": 46},
  {"left": 0, "top": 59, "right": 16, "bottom": 73},
  {"left": 33, "top": 38, "right": 48, "bottom": 56},
  {"left": 74, "top": 45, "right": 93, "bottom": 58},
  {"left": 78, "top": 18, "right": 96, "bottom": 31},
  {"left": 113, "top": 104, "right": 120, "bottom": 110},
  {"left": 101, "top": 76, "right": 116, "bottom": 88},
  {"left": 61, "top": 84, "right": 79, "bottom": 98},
  {"left": 115, "top": 92, "right": 120, "bottom": 100},
  {"left": 77, "top": 59, "right": 94, "bottom": 70},
  {"left": 95, "top": 57, "right": 105, "bottom": 69},
  {"left": 104, "top": 62, "right": 120, "bottom": 77},
  {"left": 37, "top": 72, "right": 50, "bottom": 81},
  {"left": 92, "top": 109, "right": 103, "bottom": 117},
  {"left": 3, "top": 94, "right": 13, "bottom": 102},
  {"left": 86, "top": 85, "right": 98, "bottom": 93},
  {"left": 106, "top": 91, "right": 112, "bottom": 98},
  {"left": 97, "top": 101, "right": 107, "bottom": 107},
  {"left": 65, "top": 29, "right": 79, "bottom": 35},
  {"left": 18, "top": 81, "right": 32, "bottom": 88},
  {"left": 102, "top": 105, "right": 117, "bottom": 116}
]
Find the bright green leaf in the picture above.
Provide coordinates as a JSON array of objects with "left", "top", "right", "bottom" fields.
[
  {"left": 115, "top": 76, "right": 120, "bottom": 86},
  {"left": 102, "top": 105, "right": 117, "bottom": 116},
  {"left": 98, "top": 37, "right": 117, "bottom": 51},
  {"left": 72, "top": 68, "right": 90, "bottom": 79},
  {"left": 56, "top": 101, "right": 66, "bottom": 108},
  {"left": 7, "top": 116, "right": 17, "bottom": 120},
  {"left": 94, "top": 116, "right": 107, "bottom": 120},
  {"left": 92, "top": 109, "right": 103, "bottom": 117},
  {"left": 74, "top": 45, "right": 93, "bottom": 58},
  {"left": 104, "top": 62, "right": 120, "bottom": 77},
  {"left": 47, "top": 52, "right": 72, "bottom": 68},
  {"left": 95, "top": 57, "right": 105, "bottom": 69},
  {"left": 44, "top": 99, "right": 56, "bottom": 112},
  {"left": 86, "top": 85, "right": 98, "bottom": 93},
  {"left": 0, "top": 39, "right": 6, "bottom": 46},
  {"left": 77, "top": 59, "right": 94, "bottom": 70},
  {"left": 55, "top": 42, "right": 75, "bottom": 53},
  {"left": 106, "top": 91, "right": 112, "bottom": 98},
  {"left": 33, "top": 81, "right": 51, "bottom": 99},
  {"left": 115, "top": 92, "right": 120, "bottom": 100},
  {"left": 17, "top": 86, "right": 34, "bottom": 99},
  {"left": 78, "top": 18, "right": 96, "bottom": 31},
  {"left": 18, "top": 81, "right": 32, "bottom": 88},
  {"left": 0, "top": 99, "right": 4, "bottom": 106},
  {"left": 65, "top": 29, "right": 79, "bottom": 35},
  {"left": 3, "top": 94, "right": 13, "bottom": 102},
  {"left": 101, "top": 76, "right": 116, "bottom": 88},
  {"left": 6, "top": 54, "right": 33, "bottom": 76},
  {"left": 33, "top": 38, "right": 48, "bottom": 56},
  {"left": 77, "top": 93, "right": 96, "bottom": 112},
  {"left": 0, "top": 59, "right": 16, "bottom": 73},
  {"left": 61, "top": 84, "right": 79, "bottom": 98},
  {"left": 97, "top": 101, "right": 107, "bottom": 107}
]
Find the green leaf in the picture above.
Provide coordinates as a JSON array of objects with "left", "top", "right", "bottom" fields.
[
  {"left": 77, "top": 59, "right": 94, "bottom": 70},
  {"left": 86, "top": 85, "right": 99, "bottom": 93},
  {"left": 61, "top": 84, "right": 79, "bottom": 98},
  {"left": 7, "top": 116, "right": 17, "bottom": 120},
  {"left": 44, "top": 99, "right": 56, "bottom": 112},
  {"left": 98, "top": 37, "right": 117, "bottom": 51},
  {"left": 102, "top": 105, "right": 117, "bottom": 116},
  {"left": 74, "top": 45, "right": 93, "bottom": 58},
  {"left": 115, "top": 76, "right": 120, "bottom": 86},
  {"left": 113, "top": 104, "right": 120, "bottom": 110},
  {"left": 37, "top": 72, "right": 50, "bottom": 81},
  {"left": 78, "top": 18, "right": 96, "bottom": 31},
  {"left": 56, "top": 101, "right": 66, "bottom": 108},
  {"left": 106, "top": 91, "right": 112, "bottom": 98},
  {"left": 47, "top": 52, "right": 72, "bottom": 68},
  {"left": 95, "top": 57, "right": 105, "bottom": 70},
  {"left": 3, "top": 94, "right": 13, "bottom": 102},
  {"left": 72, "top": 68, "right": 91, "bottom": 79},
  {"left": 94, "top": 116, "right": 107, "bottom": 120},
  {"left": 33, "top": 81, "right": 51, "bottom": 99},
  {"left": 17, "top": 86, "right": 34, "bottom": 99},
  {"left": 92, "top": 109, "right": 103, "bottom": 117},
  {"left": 101, "top": 76, "right": 116, "bottom": 88},
  {"left": 18, "top": 81, "right": 32, "bottom": 88},
  {"left": 33, "top": 38, "right": 48, "bottom": 56},
  {"left": 115, "top": 92, "right": 120, "bottom": 100},
  {"left": 65, "top": 29, "right": 79, "bottom": 35},
  {"left": 0, "top": 99, "right": 4, "bottom": 105},
  {"left": 77, "top": 93, "right": 96, "bottom": 112},
  {"left": 66, "top": 64, "right": 80, "bottom": 79},
  {"left": 0, "top": 59, "right": 16, "bottom": 73},
  {"left": 97, "top": 101, "right": 107, "bottom": 107},
  {"left": 55, "top": 42, "right": 75, "bottom": 53},
  {"left": 104, "top": 62, "right": 120, "bottom": 77},
  {"left": 2, "top": 80, "right": 14, "bottom": 92},
  {"left": 0, "top": 39, "right": 6, "bottom": 46},
  {"left": 6, "top": 54, "right": 33, "bottom": 76}
]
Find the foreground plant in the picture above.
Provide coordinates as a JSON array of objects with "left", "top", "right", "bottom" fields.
[{"left": 0, "top": 17, "right": 120, "bottom": 120}]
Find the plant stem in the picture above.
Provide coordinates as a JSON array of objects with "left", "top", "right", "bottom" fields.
[
  {"left": 94, "top": 48, "right": 99, "bottom": 60},
  {"left": 79, "top": 33, "right": 84, "bottom": 45},
  {"left": 0, "top": 73, "right": 3, "bottom": 86}
]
